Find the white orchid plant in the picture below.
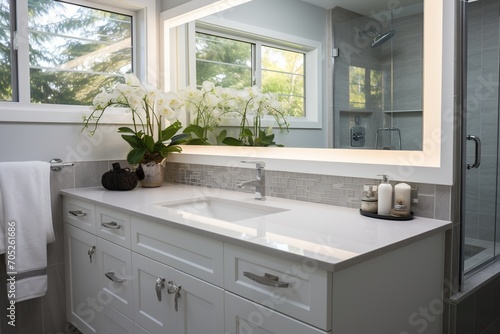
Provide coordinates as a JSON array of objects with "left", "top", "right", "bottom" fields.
[
  {"left": 178, "top": 81, "right": 289, "bottom": 146},
  {"left": 223, "top": 85, "right": 289, "bottom": 147},
  {"left": 179, "top": 81, "right": 237, "bottom": 145},
  {"left": 82, "top": 74, "right": 189, "bottom": 165}
]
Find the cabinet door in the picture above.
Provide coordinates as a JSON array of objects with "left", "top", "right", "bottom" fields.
[
  {"left": 64, "top": 224, "right": 101, "bottom": 334},
  {"left": 102, "top": 304, "right": 134, "bottom": 334},
  {"left": 96, "top": 237, "right": 133, "bottom": 318},
  {"left": 224, "top": 292, "right": 327, "bottom": 334},
  {"left": 168, "top": 262, "right": 224, "bottom": 334},
  {"left": 132, "top": 253, "right": 224, "bottom": 334},
  {"left": 132, "top": 253, "right": 175, "bottom": 333}
]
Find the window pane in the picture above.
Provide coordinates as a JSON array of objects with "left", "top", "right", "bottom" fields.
[
  {"left": 349, "top": 66, "right": 382, "bottom": 110},
  {"left": 261, "top": 46, "right": 305, "bottom": 117},
  {"left": 0, "top": 0, "right": 12, "bottom": 101},
  {"left": 28, "top": 0, "right": 132, "bottom": 105},
  {"left": 195, "top": 32, "right": 252, "bottom": 88},
  {"left": 349, "top": 66, "right": 366, "bottom": 109}
]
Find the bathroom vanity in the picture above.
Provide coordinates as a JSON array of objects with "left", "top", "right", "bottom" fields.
[{"left": 62, "top": 184, "right": 450, "bottom": 334}]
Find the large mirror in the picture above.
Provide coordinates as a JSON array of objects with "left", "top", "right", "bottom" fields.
[
  {"left": 163, "top": 0, "right": 423, "bottom": 150},
  {"left": 161, "top": 0, "right": 452, "bottom": 185}
]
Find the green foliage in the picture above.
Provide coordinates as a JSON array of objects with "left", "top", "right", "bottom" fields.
[
  {"left": 1, "top": 0, "right": 132, "bottom": 104},
  {"left": 196, "top": 33, "right": 252, "bottom": 89},
  {"left": 118, "top": 121, "right": 189, "bottom": 165}
]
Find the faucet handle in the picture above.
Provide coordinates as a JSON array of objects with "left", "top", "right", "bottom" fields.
[{"left": 241, "top": 160, "right": 265, "bottom": 168}]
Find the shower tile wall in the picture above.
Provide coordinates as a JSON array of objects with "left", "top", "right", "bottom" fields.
[
  {"left": 333, "top": 6, "right": 423, "bottom": 150},
  {"left": 464, "top": 0, "right": 500, "bottom": 251}
]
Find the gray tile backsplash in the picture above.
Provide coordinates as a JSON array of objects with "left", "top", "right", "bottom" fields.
[{"left": 166, "top": 162, "right": 451, "bottom": 220}]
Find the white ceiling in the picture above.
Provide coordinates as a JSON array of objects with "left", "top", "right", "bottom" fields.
[{"left": 300, "top": 0, "right": 420, "bottom": 16}]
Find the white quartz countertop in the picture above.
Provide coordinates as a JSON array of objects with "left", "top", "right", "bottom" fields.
[{"left": 61, "top": 183, "right": 451, "bottom": 272}]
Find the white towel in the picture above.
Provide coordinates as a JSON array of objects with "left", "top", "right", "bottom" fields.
[{"left": 0, "top": 161, "right": 55, "bottom": 302}]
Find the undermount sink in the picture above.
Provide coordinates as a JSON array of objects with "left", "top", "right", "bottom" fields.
[{"left": 157, "top": 196, "right": 288, "bottom": 222}]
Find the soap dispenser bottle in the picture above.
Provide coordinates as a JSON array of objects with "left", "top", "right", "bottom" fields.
[{"left": 377, "top": 175, "right": 393, "bottom": 215}]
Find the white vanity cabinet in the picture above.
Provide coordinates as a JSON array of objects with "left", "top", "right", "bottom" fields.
[
  {"left": 64, "top": 196, "right": 225, "bottom": 334},
  {"left": 63, "top": 188, "right": 449, "bottom": 334}
]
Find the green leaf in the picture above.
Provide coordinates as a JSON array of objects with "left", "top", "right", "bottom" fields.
[
  {"left": 161, "top": 121, "right": 182, "bottom": 141},
  {"left": 222, "top": 137, "right": 244, "bottom": 146},
  {"left": 117, "top": 127, "right": 135, "bottom": 134},
  {"left": 121, "top": 134, "right": 144, "bottom": 149},
  {"left": 170, "top": 133, "right": 191, "bottom": 145},
  {"left": 127, "top": 147, "right": 146, "bottom": 165},
  {"left": 216, "top": 130, "right": 227, "bottom": 145},
  {"left": 185, "top": 138, "right": 207, "bottom": 145},
  {"left": 183, "top": 124, "right": 205, "bottom": 139},
  {"left": 242, "top": 128, "right": 253, "bottom": 137},
  {"left": 143, "top": 135, "right": 155, "bottom": 152},
  {"left": 160, "top": 145, "right": 182, "bottom": 157}
]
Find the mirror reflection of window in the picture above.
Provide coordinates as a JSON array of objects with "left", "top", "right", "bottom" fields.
[
  {"left": 261, "top": 46, "right": 305, "bottom": 117},
  {"left": 195, "top": 33, "right": 252, "bottom": 88},
  {"left": 195, "top": 31, "right": 306, "bottom": 117},
  {"left": 349, "top": 66, "right": 382, "bottom": 110}
]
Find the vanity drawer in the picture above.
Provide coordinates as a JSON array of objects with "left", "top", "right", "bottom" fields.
[
  {"left": 96, "top": 206, "right": 131, "bottom": 248},
  {"left": 224, "top": 243, "right": 331, "bottom": 331},
  {"left": 225, "top": 292, "right": 328, "bottom": 334},
  {"left": 63, "top": 197, "right": 96, "bottom": 233},
  {"left": 97, "top": 237, "right": 133, "bottom": 319},
  {"left": 131, "top": 216, "right": 224, "bottom": 286}
]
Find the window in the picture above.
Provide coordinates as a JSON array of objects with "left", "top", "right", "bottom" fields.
[
  {"left": 195, "top": 32, "right": 252, "bottom": 89},
  {"left": 349, "top": 65, "right": 382, "bottom": 110},
  {"left": 0, "top": 0, "right": 13, "bottom": 101},
  {"left": 195, "top": 31, "right": 305, "bottom": 117},
  {"left": 0, "top": 0, "right": 134, "bottom": 106}
]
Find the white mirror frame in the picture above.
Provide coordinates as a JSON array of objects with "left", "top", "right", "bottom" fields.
[{"left": 161, "top": 0, "right": 454, "bottom": 185}]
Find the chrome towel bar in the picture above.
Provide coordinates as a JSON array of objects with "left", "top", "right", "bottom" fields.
[{"left": 50, "top": 158, "right": 74, "bottom": 172}]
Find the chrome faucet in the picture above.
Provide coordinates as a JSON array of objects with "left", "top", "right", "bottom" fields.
[{"left": 237, "top": 160, "right": 266, "bottom": 200}]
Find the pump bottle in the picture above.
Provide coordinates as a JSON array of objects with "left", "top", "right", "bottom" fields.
[{"left": 377, "top": 175, "right": 393, "bottom": 215}]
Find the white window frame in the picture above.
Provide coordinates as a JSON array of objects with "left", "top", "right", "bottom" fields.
[
  {"left": 167, "top": 14, "right": 322, "bottom": 130},
  {"left": 0, "top": 0, "right": 158, "bottom": 124}
]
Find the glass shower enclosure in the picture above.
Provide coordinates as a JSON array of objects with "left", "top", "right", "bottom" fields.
[{"left": 462, "top": 0, "right": 500, "bottom": 276}]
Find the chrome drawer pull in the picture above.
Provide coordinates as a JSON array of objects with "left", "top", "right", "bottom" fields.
[
  {"left": 101, "top": 221, "right": 121, "bottom": 229},
  {"left": 105, "top": 271, "right": 125, "bottom": 283},
  {"left": 69, "top": 210, "right": 86, "bottom": 217},
  {"left": 88, "top": 246, "right": 96, "bottom": 263},
  {"left": 155, "top": 277, "right": 165, "bottom": 302},
  {"left": 243, "top": 272, "right": 289, "bottom": 288},
  {"left": 167, "top": 281, "right": 182, "bottom": 312}
]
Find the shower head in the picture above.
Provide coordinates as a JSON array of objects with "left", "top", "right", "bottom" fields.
[{"left": 371, "top": 30, "right": 395, "bottom": 48}]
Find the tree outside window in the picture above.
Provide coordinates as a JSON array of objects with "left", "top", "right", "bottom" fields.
[
  {"left": 0, "top": 0, "right": 133, "bottom": 105},
  {"left": 195, "top": 32, "right": 305, "bottom": 118}
]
